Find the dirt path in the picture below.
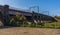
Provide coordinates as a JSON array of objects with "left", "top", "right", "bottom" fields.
[{"left": 0, "top": 27, "right": 60, "bottom": 35}]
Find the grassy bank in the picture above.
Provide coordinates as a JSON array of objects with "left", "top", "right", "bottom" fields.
[{"left": 9, "top": 21, "right": 60, "bottom": 29}]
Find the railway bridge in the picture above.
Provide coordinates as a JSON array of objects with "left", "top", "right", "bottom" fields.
[{"left": 0, "top": 5, "right": 57, "bottom": 26}]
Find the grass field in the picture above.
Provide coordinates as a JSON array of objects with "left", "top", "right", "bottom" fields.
[
  {"left": 43, "top": 22, "right": 60, "bottom": 28},
  {"left": 21, "top": 22, "right": 60, "bottom": 29}
]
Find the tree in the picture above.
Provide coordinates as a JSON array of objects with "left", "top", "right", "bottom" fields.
[{"left": 9, "top": 12, "right": 26, "bottom": 27}]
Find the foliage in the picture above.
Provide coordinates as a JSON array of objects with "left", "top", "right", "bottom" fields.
[
  {"left": 43, "top": 22, "right": 60, "bottom": 29},
  {"left": 9, "top": 12, "right": 26, "bottom": 27},
  {"left": 29, "top": 22, "right": 45, "bottom": 28},
  {"left": 9, "top": 12, "right": 60, "bottom": 28},
  {"left": 54, "top": 16, "right": 60, "bottom": 20}
]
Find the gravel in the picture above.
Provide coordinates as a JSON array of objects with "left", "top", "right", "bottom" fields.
[{"left": 0, "top": 27, "right": 60, "bottom": 35}]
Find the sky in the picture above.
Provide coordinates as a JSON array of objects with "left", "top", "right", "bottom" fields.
[{"left": 0, "top": 0, "right": 60, "bottom": 16}]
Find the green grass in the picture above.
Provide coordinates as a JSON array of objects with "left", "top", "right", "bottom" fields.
[
  {"left": 9, "top": 21, "right": 60, "bottom": 29},
  {"left": 43, "top": 22, "right": 60, "bottom": 29}
]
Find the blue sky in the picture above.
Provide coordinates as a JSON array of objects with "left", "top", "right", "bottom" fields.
[{"left": 0, "top": 0, "right": 60, "bottom": 16}]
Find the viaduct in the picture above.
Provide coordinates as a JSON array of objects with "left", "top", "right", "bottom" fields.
[{"left": 0, "top": 5, "right": 57, "bottom": 26}]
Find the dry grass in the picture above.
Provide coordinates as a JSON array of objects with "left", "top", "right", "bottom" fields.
[{"left": 0, "top": 27, "right": 60, "bottom": 35}]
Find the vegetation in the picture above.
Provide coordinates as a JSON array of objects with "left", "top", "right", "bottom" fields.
[
  {"left": 9, "top": 12, "right": 60, "bottom": 29},
  {"left": 9, "top": 12, "right": 45, "bottom": 27},
  {"left": 54, "top": 16, "right": 60, "bottom": 19},
  {"left": 9, "top": 12, "right": 26, "bottom": 27},
  {"left": 43, "top": 22, "right": 60, "bottom": 29}
]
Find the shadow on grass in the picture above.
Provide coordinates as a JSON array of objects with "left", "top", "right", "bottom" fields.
[{"left": 0, "top": 26, "right": 16, "bottom": 29}]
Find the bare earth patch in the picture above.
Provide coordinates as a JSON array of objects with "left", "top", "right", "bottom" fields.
[{"left": 0, "top": 27, "right": 60, "bottom": 35}]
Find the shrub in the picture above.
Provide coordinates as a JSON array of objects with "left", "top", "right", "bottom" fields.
[{"left": 9, "top": 12, "right": 26, "bottom": 27}]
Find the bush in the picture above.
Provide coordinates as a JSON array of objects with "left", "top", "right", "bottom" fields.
[
  {"left": 9, "top": 12, "right": 26, "bottom": 27},
  {"left": 37, "top": 22, "right": 45, "bottom": 28}
]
